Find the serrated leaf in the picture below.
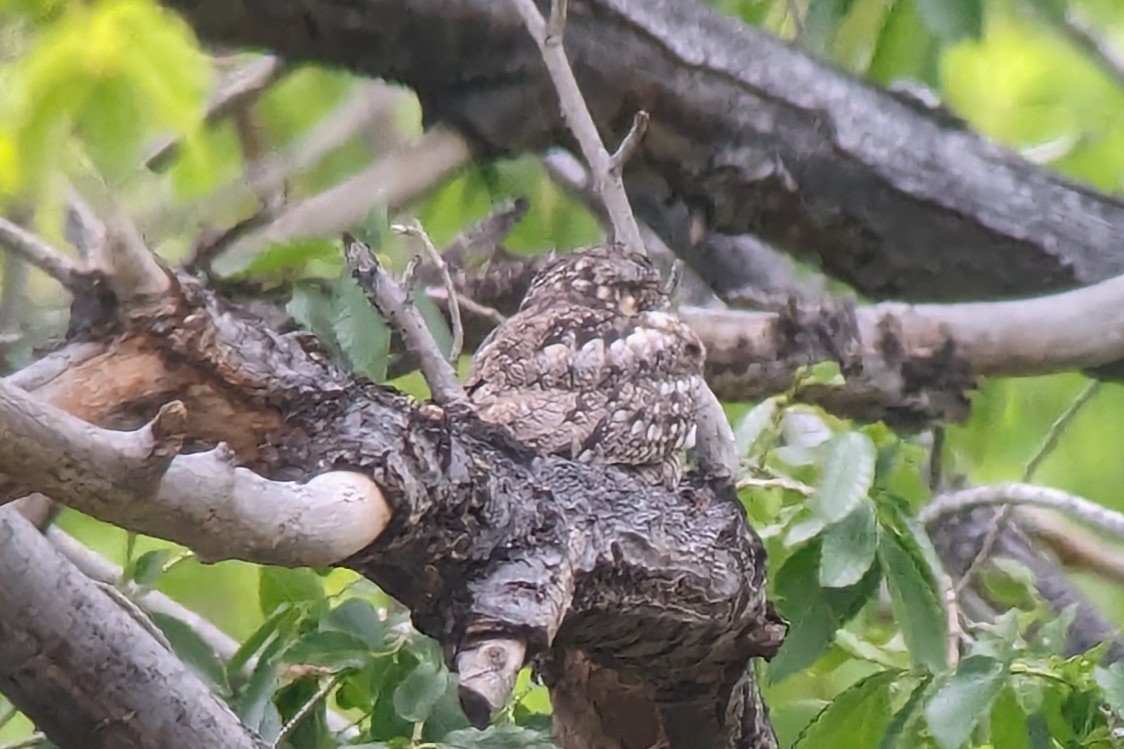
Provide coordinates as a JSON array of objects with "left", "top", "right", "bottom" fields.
[
  {"left": 924, "top": 655, "right": 1006, "bottom": 749},
  {"left": 878, "top": 675, "right": 932, "bottom": 749},
  {"left": 878, "top": 531, "right": 948, "bottom": 672},
  {"left": 771, "top": 541, "right": 882, "bottom": 682},
  {"left": 914, "top": 0, "right": 982, "bottom": 42},
  {"left": 438, "top": 724, "right": 559, "bottom": 748},
  {"left": 794, "top": 669, "right": 898, "bottom": 748},
  {"left": 811, "top": 432, "right": 876, "bottom": 523},
  {"left": 282, "top": 630, "right": 375, "bottom": 672},
  {"left": 820, "top": 500, "right": 878, "bottom": 587},
  {"left": 393, "top": 659, "right": 449, "bottom": 723},
  {"left": 258, "top": 567, "right": 326, "bottom": 617},
  {"left": 333, "top": 269, "right": 391, "bottom": 382},
  {"left": 151, "top": 612, "right": 230, "bottom": 694},
  {"left": 735, "top": 398, "right": 777, "bottom": 455}
]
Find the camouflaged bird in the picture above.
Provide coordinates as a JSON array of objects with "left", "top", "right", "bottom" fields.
[{"left": 465, "top": 245, "right": 705, "bottom": 486}]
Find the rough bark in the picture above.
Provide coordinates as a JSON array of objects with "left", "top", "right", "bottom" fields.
[
  {"left": 5, "top": 267, "right": 783, "bottom": 748},
  {"left": 162, "top": 0, "right": 1124, "bottom": 303},
  {"left": 0, "top": 508, "right": 269, "bottom": 749}
]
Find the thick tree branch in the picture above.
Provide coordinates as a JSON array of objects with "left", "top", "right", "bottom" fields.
[
  {"left": 162, "top": 0, "right": 1124, "bottom": 304},
  {"left": 0, "top": 378, "right": 388, "bottom": 565},
  {"left": 0, "top": 508, "right": 269, "bottom": 749}
]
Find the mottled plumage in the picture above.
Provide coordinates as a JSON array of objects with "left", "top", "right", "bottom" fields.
[{"left": 466, "top": 245, "right": 705, "bottom": 485}]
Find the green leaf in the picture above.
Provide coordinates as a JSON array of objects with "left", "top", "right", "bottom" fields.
[
  {"left": 878, "top": 675, "right": 932, "bottom": 749},
  {"left": 282, "top": 630, "right": 375, "bottom": 672},
  {"left": 804, "top": 0, "right": 859, "bottom": 55},
  {"left": 126, "top": 548, "right": 172, "bottom": 588},
  {"left": 1095, "top": 662, "right": 1124, "bottom": 720},
  {"left": 771, "top": 541, "right": 882, "bottom": 682},
  {"left": 734, "top": 397, "right": 777, "bottom": 456},
  {"left": 868, "top": 0, "right": 940, "bottom": 86},
  {"left": 258, "top": 567, "right": 326, "bottom": 617},
  {"left": 393, "top": 659, "right": 450, "bottom": 723},
  {"left": 333, "top": 269, "right": 391, "bottom": 382},
  {"left": 990, "top": 686, "right": 1031, "bottom": 749},
  {"left": 438, "top": 724, "right": 559, "bottom": 748},
  {"left": 322, "top": 598, "right": 391, "bottom": 650},
  {"left": 228, "top": 604, "right": 300, "bottom": 682},
  {"left": 923, "top": 655, "right": 1006, "bottom": 749},
  {"left": 878, "top": 531, "right": 948, "bottom": 672},
  {"left": 794, "top": 670, "right": 898, "bottom": 748},
  {"left": 234, "top": 658, "right": 283, "bottom": 740},
  {"left": 151, "top": 612, "right": 230, "bottom": 695},
  {"left": 914, "top": 0, "right": 983, "bottom": 42},
  {"left": 411, "top": 281, "right": 454, "bottom": 360},
  {"left": 242, "top": 238, "right": 340, "bottom": 278},
  {"left": 820, "top": 500, "right": 878, "bottom": 587},
  {"left": 811, "top": 432, "right": 876, "bottom": 523}
]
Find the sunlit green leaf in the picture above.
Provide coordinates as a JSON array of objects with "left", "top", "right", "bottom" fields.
[
  {"left": 258, "top": 566, "right": 326, "bottom": 617},
  {"left": 735, "top": 397, "right": 778, "bottom": 456},
  {"left": 990, "top": 686, "right": 1031, "bottom": 749},
  {"left": 914, "top": 0, "right": 982, "bottom": 42}
]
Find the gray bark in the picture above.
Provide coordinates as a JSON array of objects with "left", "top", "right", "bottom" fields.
[
  {"left": 162, "top": 0, "right": 1124, "bottom": 303},
  {"left": 0, "top": 508, "right": 268, "bottom": 749}
]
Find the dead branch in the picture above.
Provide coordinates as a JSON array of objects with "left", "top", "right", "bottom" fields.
[
  {"left": 921, "top": 483, "right": 1124, "bottom": 538},
  {"left": 216, "top": 125, "right": 473, "bottom": 275},
  {"left": 343, "top": 235, "right": 466, "bottom": 404},
  {"left": 393, "top": 220, "right": 464, "bottom": 363},
  {"left": 0, "top": 217, "right": 82, "bottom": 289},
  {"left": 0, "top": 378, "right": 388, "bottom": 564}
]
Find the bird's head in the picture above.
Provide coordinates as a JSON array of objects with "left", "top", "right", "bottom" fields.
[{"left": 521, "top": 244, "right": 668, "bottom": 314}]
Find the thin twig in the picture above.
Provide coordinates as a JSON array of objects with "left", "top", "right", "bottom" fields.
[
  {"left": 950, "top": 380, "right": 1101, "bottom": 593},
  {"left": 342, "top": 235, "right": 466, "bottom": 404},
  {"left": 393, "top": 220, "right": 464, "bottom": 363},
  {"left": 921, "top": 483, "right": 1124, "bottom": 539},
  {"left": 608, "top": 111, "right": 650, "bottom": 174},
  {"left": 0, "top": 218, "right": 82, "bottom": 289},
  {"left": 1023, "top": 380, "right": 1100, "bottom": 481},
  {"left": 272, "top": 673, "right": 343, "bottom": 749},
  {"left": 439, "top": 198, "right": 529, "bottom": 268},
  {"left": 426, "top": 287, "right": 506, "bottom": 325},
  {"left": 509, "top": 0, "right": 647, "bottom": 253}
]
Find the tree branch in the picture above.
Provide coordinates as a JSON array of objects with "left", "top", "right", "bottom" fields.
[
  {"left": 0, "top": 508, "right": 269, "bottom": 749},
  {"left": 161, "top": 0, "right": 1124, "bottom": 305}
]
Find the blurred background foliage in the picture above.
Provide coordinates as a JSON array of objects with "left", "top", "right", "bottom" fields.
[{"left": 2, "top": 0, "right": 1124, "bottom": 747}]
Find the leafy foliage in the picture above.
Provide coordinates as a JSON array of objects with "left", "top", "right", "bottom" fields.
[{"left": 5, "top": 0, "right": 1124, "bottom": 748}]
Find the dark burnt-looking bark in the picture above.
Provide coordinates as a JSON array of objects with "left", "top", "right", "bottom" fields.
[
  {"left": 22, "top": 272, "right": 783, "bottom": 749},
  {"left": 163, "top": 0, "right": 1124, "bottom": 303}
]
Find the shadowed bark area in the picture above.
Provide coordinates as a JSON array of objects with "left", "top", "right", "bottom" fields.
[
  {"left": 10, "top": 270, "right": 784, "bottom": 749},
  {"left": 162, "top": 0, "right": 1124, "bottom": 303}
]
